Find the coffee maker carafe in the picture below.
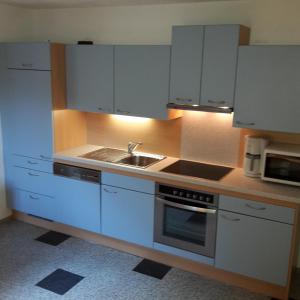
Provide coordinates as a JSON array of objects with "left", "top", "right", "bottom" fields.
[{"left": 243, "top": 136, "right": 268, "bottom": 177}]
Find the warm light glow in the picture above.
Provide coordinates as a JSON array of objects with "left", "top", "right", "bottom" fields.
[
  {"left": 111, "top": 114, "right": 152, "bottom": 123},
  {"left": 192, "top": 104, "right": 199, "bottom": 107}
]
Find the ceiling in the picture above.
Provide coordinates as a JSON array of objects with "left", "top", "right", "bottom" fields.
[{"left": 0, "top": 0, "right": 239, "bottom": 9}]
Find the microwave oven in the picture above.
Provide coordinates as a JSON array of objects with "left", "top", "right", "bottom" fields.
[{"left": 261, "top": 143, "right": 300, "bottom": 187}]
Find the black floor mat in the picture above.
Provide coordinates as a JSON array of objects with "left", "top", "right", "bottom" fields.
[{"left": 36, "top": 268, "right": 84, "bottom": 295}]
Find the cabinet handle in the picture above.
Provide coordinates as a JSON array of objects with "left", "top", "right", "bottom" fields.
[
  {"left": 98, "top": 107, "right": 103, "bottom": 111},
  {"left": 174, "top": 98, "right": 193, "bottom": 103},
  {"left": 245, "top": 203, "right": 266, "bottom": 211},
  {"left": 40, "top": 155, "right": 51, "bottom": 160},
  {"left": 116, "top": 109, "right": 130, "bottom": 115},
  {"left": 27, "top": 160, "right": 38, "bottom": 165},
  {"left": 28, "top": 172, "right": 40, "bottom": 177},
  {"left": 207, "top": 100, "right": 226, "bottom": 105},
  {"left": 21, "top": 63, "right": 33, "bottom": 68},
  {"left": 103, "top": 188, "right": 118, "bottom": 194},
  {"left": 236, "top": 121, "right": 255, "bottom": 126},
  {"left": 220, "top": 214, "right": 240, "bottom": 222},
  {"left": 29, "top": 195, "right": 39, "bottom": 200}
]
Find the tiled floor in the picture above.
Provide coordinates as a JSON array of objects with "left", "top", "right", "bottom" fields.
[{"left": 0, "top": 219, "right": 295, "bottom": 300}]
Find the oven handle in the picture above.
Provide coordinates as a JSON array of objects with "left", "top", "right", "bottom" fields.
[{"left": 156, "top": 197, "right": 217, "bottom": 214}]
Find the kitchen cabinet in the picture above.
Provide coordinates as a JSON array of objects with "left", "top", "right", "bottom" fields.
[
  {"left": 101, "top": 172, "right": 155, "bottom": 247},
  {"left": 5, "top": 43, "right": 51, "bottom": 71},
  {"left": 170, "top": 25, "right": 249, "bottom": 108},
  {"left": 66, "top": 45, "right": 114, "bottom": 114},
  {"left": 169, "top": 25, "right": 204, "bottom": 106},
  {"left": 114, "top": 45, "right": 171, "bottom": 119},
  {"left": 2, "top": 69, "right": 53, "bottom": 159},
  {"left": 233, "top": 46, "right": 300, "bottom": 133},
  {"left": 1, "top": 43, "right": 65, "bottom": 218},
  {"left": 215, "top": 195, "right": 293, "bottom": 286},
  {"left": 54, "top": 175, "right": 101, "bottom": 233}
]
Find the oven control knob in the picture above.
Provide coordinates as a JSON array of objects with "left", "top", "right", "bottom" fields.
[
  {"left": 173, "top": 190, "right": 178, "bottom": 196},
  {"left": 179, "top": 191, "right": 185, "bottom": 197},
  {"left": 206, "top": 196, "right": 212, "bottom": 203},
  {"left": 199, "top": 195, "right": 204, "bottom": 201},
  {"left": 192, "top": 194, "right": 198, "bottom": 200},
  {"left": 186, "top": 193, "right": 191, "bottom": 198}
]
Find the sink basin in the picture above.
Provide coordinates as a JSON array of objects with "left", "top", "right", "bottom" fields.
[
  {"left": 116, "top": 154, "right": 164, "bottom": 168},
  {"left": 80, "top": 147, "right": 165, "bottom": 168}
]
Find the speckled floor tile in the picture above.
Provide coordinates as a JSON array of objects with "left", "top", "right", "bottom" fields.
[{"left": 0, "top": 219, "right": 277, "bottom": 300}]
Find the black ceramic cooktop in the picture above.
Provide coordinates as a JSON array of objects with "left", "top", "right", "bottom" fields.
[{"left": 161, "top": 160, "right": 233, "bottom": 181}]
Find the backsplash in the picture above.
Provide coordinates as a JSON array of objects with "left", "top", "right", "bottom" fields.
[
  {"left": 85, "top": 111, "right": 241, "bottom": 166},
  {"left": 55, "top": 110, "right": 300, "bottom": 167},
  {"left": 180, "top": 111, "right": 241, "bottom": 167},
  {"left": 86, "top": 112, "right": 182, "bottom": 157}
]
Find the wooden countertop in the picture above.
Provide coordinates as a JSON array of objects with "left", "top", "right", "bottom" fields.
[{"left": 54, "top": 145, "right": 300, "bottom": 208}]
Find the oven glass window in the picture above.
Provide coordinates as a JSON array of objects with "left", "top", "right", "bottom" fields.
[
  {"left": 163, "top": 205, "right": 207, "bottom": 246},
  {"left": 265, "top": 154, "right": 300, "bottom": 182}
]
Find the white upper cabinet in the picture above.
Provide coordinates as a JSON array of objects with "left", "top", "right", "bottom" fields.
[
  {"left": 66, "top": 45, "right": 114, "bottom": 114},
  {"left": 114, "top": 45, "right": 171, "bottom": 119},
  {"left": 5, "top": 43, "right": 51, "bottom": 71},
  {"left": 170, "top": 26, "right": 204, "bottom": 106},
  {"left": 170, "top": 25, "right": 249, "bottom": 108},
  {"left": 233, "top": 46, "right": 300, "bottom": 133}
]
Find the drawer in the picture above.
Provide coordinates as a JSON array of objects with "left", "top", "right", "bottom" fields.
[
  {"left": 219, "top": 195, "right": 295, "bottom": 224},
  {"left": 9, "top": 189, "right": 56, "bottom": 220},
  {"left": 102, "top": 172, "right": 155, "bottom": 194},
  {"left": 12, "top": 155, "right": 53, "bottom": 173},
  {"left": 12, "top": 166, "right": 55, "bottom": 197}
]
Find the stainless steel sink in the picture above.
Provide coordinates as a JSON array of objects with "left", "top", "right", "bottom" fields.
[
  {"left": 116, "top": 154, "right": 163, "bottom": 168},
  {"left": 80, "top": 148, "right": 165, "bottom": 168}
]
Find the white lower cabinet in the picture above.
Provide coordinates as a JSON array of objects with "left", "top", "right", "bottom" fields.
[
  {"left": 215, "top": 210, "right": 293, "bottom": 286},
  {"left": 101, "top": 173, "right": 155, "bottom": 248}
]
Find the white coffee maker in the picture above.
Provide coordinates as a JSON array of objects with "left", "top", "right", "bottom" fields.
[{"left": 243, "top": 136, "right": 269, "bottom": 177}]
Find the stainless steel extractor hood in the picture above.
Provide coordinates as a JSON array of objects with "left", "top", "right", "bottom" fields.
[{"left": 167, "top": 103, "right": 233, "bottom": 114}]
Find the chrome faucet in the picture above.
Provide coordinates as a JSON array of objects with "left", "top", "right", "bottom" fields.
[{"left": 128, "top": 141, "right": 142, "bottom": 155}]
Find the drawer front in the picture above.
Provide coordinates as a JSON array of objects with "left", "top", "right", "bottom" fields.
[
  {"left": 102, "top": 172, "right": 155, "bottom": 194},
  {"left": 219, "top": 195, "right": 295, "bottom": 224},
  {"left": 12, "top": 155, "right": 52, "bottom": 173},
  {"left": 9, "top": 189, "right": 56, "bottom": 220},
  {"left": 12, "top": 166, "right": 54, "bottom": 197}
]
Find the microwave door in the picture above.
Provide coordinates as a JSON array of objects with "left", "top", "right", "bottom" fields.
[{"left": 264, "top": 154, "right": 300, "bottom": 183}]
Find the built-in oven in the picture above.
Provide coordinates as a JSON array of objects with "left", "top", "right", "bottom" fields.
[{"left": 154, "top": 184, "right": 218, "bottom": 258}]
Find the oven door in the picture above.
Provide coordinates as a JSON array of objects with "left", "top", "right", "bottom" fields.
[
  {"left": 154, "top": 195, "right": 217, "bottom": 258},
  {"left": 263, "top": 153, "right": 300, "bottom": 186}
]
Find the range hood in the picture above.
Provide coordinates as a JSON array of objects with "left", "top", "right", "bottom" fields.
[{"left": 167, "top": 103, "right": 233, "bottom": 114}]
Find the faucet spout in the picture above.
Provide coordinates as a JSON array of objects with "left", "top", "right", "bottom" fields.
[{"left": 128, "top": 141, "right": 142, "bottom": 155}]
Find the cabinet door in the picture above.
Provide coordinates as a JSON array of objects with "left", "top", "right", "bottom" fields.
[
  {"left": 114, "top": 45, "right": 170, "bottom": 119},
  {"left": 5, "top": 43, "right": 51, "bottom": 71},
  {"left": 215, "top": 211, "right": 293, "bottom": 286},
  {"left": 66, "top": 45, "right": 114, "bottom": 114},
  {"left": 233, "top": 46, "right": 300, "bottom": 133},
  {"left": 169, "top": 26, "right": 204, "bottom": 106},
  {"left": 101, "top": 185, "right": 154, "bottom": 247},
  {"left": 201, "top": 25, "right": 240, "bottom": 107},
  {"left": 54, "top": 176, "right": 101, "bottom": 233},
  {"left": 2, "top": 69, "right": 53, "bottom": 159}
]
